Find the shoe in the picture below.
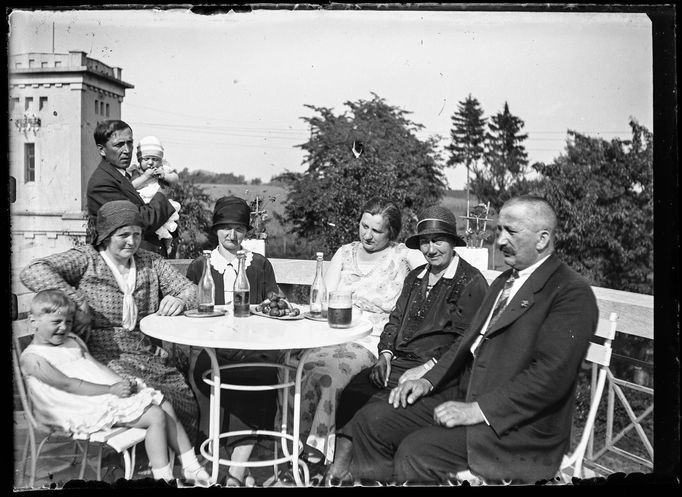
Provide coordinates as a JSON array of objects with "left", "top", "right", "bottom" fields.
[
  {"left": 224, "top": 472, "right": 244, "bottom": 487},
  {"left": 182, "top": 466, "right": 211, "bottom": 487},
  {"left": 323, "top": 468, "right": 354, "bottom": 487}
]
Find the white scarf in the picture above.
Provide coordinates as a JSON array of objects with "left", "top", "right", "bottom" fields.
[{"left": 100, "top": 251, "right": 138, "bottom": 331}]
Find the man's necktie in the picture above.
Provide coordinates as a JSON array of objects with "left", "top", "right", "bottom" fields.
[
  {"left": 486, "top": 269, "right": 518, "bottom": 330},
  {"left": 125, "top": 172, "right": 132, "bottom": 181},
  {"left": 470, "top": 269, "right": 518, "bottom": 356}
]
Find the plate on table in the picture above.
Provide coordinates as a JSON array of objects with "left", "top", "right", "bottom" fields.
[
  {"left": 303, "top": 312, "right": 327, "bottom": 322},
  {"left": 250, "top": 305, "right": 304, "bottom": 321},
  {"left": 184, "top": 309, "right": 226, "bottom": 318}
]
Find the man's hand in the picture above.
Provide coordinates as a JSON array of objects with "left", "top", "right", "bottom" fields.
[
  {"left": 398, "top": 360, "right": 433, "bottom": 384},
  {"left": 388, "top": 378, "right": 432, "bottom": 408},
  {"left": 369, "top": 352, "right": 392, "bottom": 388},
  {"left": 433, "top": 401, "right": 485, "bottom": 428},
  {"left": 157, "top": 295, "right": 185, "bottom": 316}
]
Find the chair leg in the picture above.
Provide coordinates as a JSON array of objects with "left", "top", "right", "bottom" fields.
[
  {"left": 96, "top": 444, "right": 103, "bottom": 481},
  {"left": 122, "top": 450, "right": 133, "bottom": 480},
  {"left": 130, "top": 446, "right": 137, "bottom": 479},
  {"left": 79, "top": 439, "right": 90, "bottom": 480}
]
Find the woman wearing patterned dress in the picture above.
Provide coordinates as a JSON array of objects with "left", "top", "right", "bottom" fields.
[
  {"left": 20, "top": 200, "right": 200, "bottom": 444},
  {"left": 277, "top": 198, "right": 424, "bottom": 471}
]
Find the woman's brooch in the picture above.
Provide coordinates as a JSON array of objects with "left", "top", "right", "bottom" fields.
[{"left": 520, "top": 300, "right": 529, "bottom": 309}]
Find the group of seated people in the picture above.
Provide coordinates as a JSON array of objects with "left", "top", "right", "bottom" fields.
[{"left": 18, "top": 192, "right": 599, "bottom": 487}]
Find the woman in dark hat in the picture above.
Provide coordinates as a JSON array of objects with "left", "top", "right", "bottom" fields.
[
  {"left": 20, "top": 200, "right": 201, "bottom": 450},
  {"left": 322, "top": 204, "right": 489, "bottom": 485},
  {"left": 185, "top": 196, "right": 282, "bottom": 487}
]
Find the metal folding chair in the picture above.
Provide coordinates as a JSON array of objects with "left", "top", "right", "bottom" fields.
[{"left": 13, "top": 330, "right": 147, "bottom": 487}]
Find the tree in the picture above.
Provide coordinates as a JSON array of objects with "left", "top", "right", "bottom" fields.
[
  {"left": 167, "top": 168, "right": 214, "bottom": 259},
  {"left": 473, "top": 102, "right": 529, "bottom": 211},
  {"left": 281, "top": 93, "right": 447, "bottom": 254},
  {"left": 533, "top": 119, "right": 653, "bottom": 294},
  {"left": 446, "top": 94, "right": 487, "bottom": 222}
]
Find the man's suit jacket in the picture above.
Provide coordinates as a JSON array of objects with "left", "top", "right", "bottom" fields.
[
  {"left": 86, "top": 160, "right": 176, "bottom": 254},
  {"left": 423, "top": 253, "right": 598, "bottom": 483}
]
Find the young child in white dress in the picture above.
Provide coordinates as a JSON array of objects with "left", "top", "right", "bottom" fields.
[
  {"left": 128, "top": 136, "right": 181, "bottom": 257},
  {"left": 20, "top": 289, "right": 210, "bottom": 486}
]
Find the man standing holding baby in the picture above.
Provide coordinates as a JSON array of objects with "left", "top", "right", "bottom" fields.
[{"left": 86, "top": 119, "right": 176, "bottom": 257}]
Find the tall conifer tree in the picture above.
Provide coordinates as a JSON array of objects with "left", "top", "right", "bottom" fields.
[
  {"left": 474, "top": 102, "right": 529, "bottom": 210},
  {"left": 446, "top": 94, "right": 487, "bottom": 224}
]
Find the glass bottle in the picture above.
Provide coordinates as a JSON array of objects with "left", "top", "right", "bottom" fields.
[
  {"left": 197, "top": 250, "right": 215, "bottom": 313},
  {"left": 233, "top": 250, "right": 251, "bottom": 317},
  {"left": 309, "top": 252, "right": 328, "bottom": 318}
]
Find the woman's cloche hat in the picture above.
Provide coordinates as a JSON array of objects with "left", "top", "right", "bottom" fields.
[
  {"left": 212, "top": 196, "right": 253, "bottom": 231},
  {"left": 405, "top": 205, "right": 467, "bottom": 249},
  {"left": 96, "top": 200, "right": 144, "bottom": 245}
]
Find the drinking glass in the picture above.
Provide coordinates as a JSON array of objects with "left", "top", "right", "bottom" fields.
[{"left": 328, "top": 291, "right": 352, "bottom": 328}]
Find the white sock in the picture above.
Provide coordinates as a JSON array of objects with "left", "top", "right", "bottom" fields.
[
  {"left": 179, "top": 449, "right": 201, "bottom": 471},
  {"left": 151, "top": 460, "right": 174, "bottom": 481}
]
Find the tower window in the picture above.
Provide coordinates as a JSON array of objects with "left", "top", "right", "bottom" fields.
[
  {"left": 95, "top": 99, "right": 99, "bottom": 114},
  {"left": 106, "top": 103, "right": 110, "bottom": 117},
  {"left": 39, "top": 96, "right": 48, "bottom": 111},
  {"left": 24, "top": 143, "right": 36, "bottom": 183},
  {"left": 24, "top": 97, "right": 33, "bottom": 111}
]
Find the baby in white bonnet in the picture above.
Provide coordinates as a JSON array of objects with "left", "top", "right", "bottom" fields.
[{"left": 128, "top": 136, "right": 181, "bottom": 256}]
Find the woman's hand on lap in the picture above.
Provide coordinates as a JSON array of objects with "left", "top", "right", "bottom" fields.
[{"left": 157, "top": 295, "right": 185, "bottom": 316}]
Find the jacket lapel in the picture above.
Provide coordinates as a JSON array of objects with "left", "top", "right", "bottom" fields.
[
  {"left": 483, "top": 254, "right": 561, "bottom": 338},
  {"left": 99, "top": 161, "right": 144, "bottom": 203},
  {"left": 458, "top": 272, "right": 509, "bottom": 347}
]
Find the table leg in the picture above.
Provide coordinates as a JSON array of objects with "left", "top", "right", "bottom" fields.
[
  {"left": 292, "top": 350, "right": 309, "bottom": 487},
  {"left": 204, "top": 347, "right": 221, "bottom": 485}
]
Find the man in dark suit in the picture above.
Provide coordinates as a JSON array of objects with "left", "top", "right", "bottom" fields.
[
  {"left": 86, "top": 120, "right": 176, "bottom": 256},
  {"left": 349, "top": 195, "right": 599, "bottom": 485}
]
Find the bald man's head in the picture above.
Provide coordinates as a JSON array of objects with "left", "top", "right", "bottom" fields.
[
  {"left": 505, "top": 195, "right": 556, "bottom": 229},
  {"left": 496, "top": 195, "right": 556, "bottom": 270}
]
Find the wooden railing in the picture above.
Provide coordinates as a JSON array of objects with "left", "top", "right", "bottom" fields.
[{"left": 11, "top": 257, "right": 654, "bottom": 474}]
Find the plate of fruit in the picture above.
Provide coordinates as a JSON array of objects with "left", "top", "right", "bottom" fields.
[{"left": 251, "top": 293, "right": 303, "bottom": 320}]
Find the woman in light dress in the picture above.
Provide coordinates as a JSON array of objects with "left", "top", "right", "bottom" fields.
[{"left": 278, "top": 198, "right": 423, "bottom": 475}]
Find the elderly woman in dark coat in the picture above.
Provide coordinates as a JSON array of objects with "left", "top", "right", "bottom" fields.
[{"left": 20, "top": 200, "right": 200, "bottom": 443}]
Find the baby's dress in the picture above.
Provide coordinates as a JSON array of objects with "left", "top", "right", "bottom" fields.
[
  {"left": 131, "top": 163, "right": 181, "bottom": 241},
  {"left": 22, "top": 334, "right": 164, "bottom": 438}
]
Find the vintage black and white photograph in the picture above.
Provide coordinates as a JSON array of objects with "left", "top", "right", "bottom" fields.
[{"left": 6, "top": 4, "right": 676, "bottom": 490}]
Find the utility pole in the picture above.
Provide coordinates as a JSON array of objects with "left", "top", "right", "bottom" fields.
[{"left": 52, "top": 22, "right": 55, "bottom": 53}]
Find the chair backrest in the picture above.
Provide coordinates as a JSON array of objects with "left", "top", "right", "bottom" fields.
[
  {"left": 584, "top": 312, "right": 618, "bottom": 367},
  {"left": 560, "top": 311, "right": 618, "bottom": 481},
  {"left": 12, "top": 329, "right": 42, "bottom": 433}
]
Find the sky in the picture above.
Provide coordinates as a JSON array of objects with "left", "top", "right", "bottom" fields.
[{"left": 8, "top": 7, "right": 653, "bottom": 189}]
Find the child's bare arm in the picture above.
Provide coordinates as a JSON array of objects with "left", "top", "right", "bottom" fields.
[
  {"left": 71, "top": 334, "right": 123, "bottom": 381},
  {"left": 158, "top": 166, "right": 179, "bottom": 184},
  {"left": 131, "top": 168, "right": 157, "bottom": 189},
  {"left": 21, "top": 353, "right": 132, "bottom": 397}
]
